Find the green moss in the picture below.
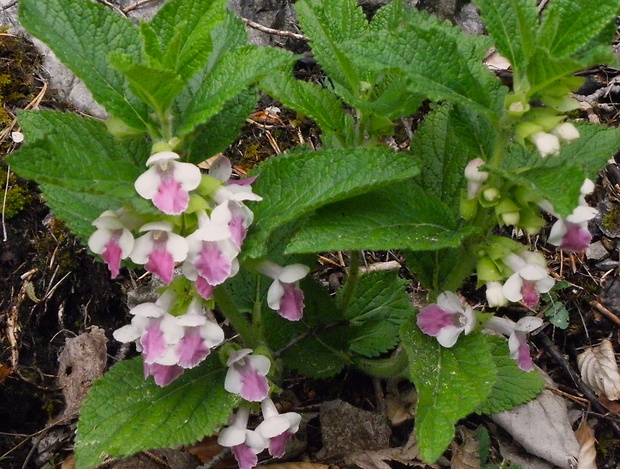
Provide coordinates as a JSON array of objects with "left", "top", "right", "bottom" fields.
[
  {"left": 601, "top": 205, "right": 620, "bottom": 232},
  {"left": 0, "top": 166, "right": 33, "bottom": 219}
]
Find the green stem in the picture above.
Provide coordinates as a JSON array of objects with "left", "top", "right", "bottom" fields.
[
  {"left": 354, "top": 346, "right": 409, "bottom": 378},
  {"left": 213, "top": 286, "right": 260, "bottom": 349},
  {"left": 338, "top": 251, "right": 361, "bottom": 311}
]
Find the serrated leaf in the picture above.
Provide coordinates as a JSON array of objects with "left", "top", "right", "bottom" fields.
[
  {"left": 401, "top": 320, "right": 496, "bottom": 463},
  {"left": 476, "top": 336, "right": 544, "bottom": 415},
  {"left": 260, "top": 69, "right": 354, "bottom": 147},
  {"left": 474, "top": 0, "right": 538, "bottom": 79},
  {"left": 75, "top": 355, "right": 239, "bottom": 468},
  {"left": 185, "top": 90, "right": 259, "bottom": 165},
  {"left": 176, "top": 46, "right": 295, "bottom": 136},
  {"left": 341, "top": 270, "right": 414, "bottom": 358},
  {"left": 538, "top": 0, "right": 620, "bottom": 58},
  {"left": 403, "top": 246, "right": 476, "bottom": 293},
  {"left": 9, "top": 111, "right": 150, "bottom": 205},
  {"left": 146, "top": 0, "right": 228, "bottom": 79},
  {"left": 412, "top": 104, "right": 496, "bottom": 212},
  {"left": 492, "top": 162, "right": 585, "bottom": 218},
  {"left": 286, "top": 179, "right": 475, "bottom": 254},
  {"left": 19, "top": 0, "right": 148, "bottom": 129},
  {"left": 295, "top": 0, "right": 368, "bottom": 90},
  {"left": 341, "top": 15, "right": 504, "bottom": 116},
  {"left": 110, "top": 53, "right": 185, "bottom": 114},
  {"left": 369, "top": 0, "right": 405, "bottom": 32},
  {"left": 244, "top": 148, "right": 420, "bottom": 259}
]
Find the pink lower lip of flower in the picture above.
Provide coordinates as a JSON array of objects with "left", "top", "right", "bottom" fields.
[
  {"left": 194, "top": 242, "right": 233, "bottom": 285},
  {"left": 520, "top": 281, "right": 540, "bottom": 308},
  {"left": 278, "top": 283, "right": 305, "bottom": 321},
  {"left": 153, "top": 178, "right": 190, "bottom": 215},
  {"left": 175, "top": 328, "right": 211, "bottom": 368},
  {"left": 239, "top": 366, "right": 270, "bottom": 402},
  {"left": 514, "top": 334, "right": 535, "bottom": 371},
  {"left": 145, "top": 248, "right": 175, "bottom": 284},
  {"left": 141, "top": 322, "right": 167, "bottom": 363},
  {"left": 268, "top": 432, "right": 292, "bottom": 458},
  {"left": 232, "top": 444, "right": 259, "bottom": 469},
  {"left": 560, "top": 222, "right": 592, "bottom": 252},
  {"left": 101, "top": 237, "right": 123, "bottom": 279},
  {"left": 417, "top": 304, "right": 455, "bottom": 336},
  {"left": 144, "top": 362, "right": 184, "bottom": 386}
]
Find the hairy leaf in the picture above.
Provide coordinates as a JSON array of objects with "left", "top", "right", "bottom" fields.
[
  {"left": 176, "top": 46, "right": 294, "bottom": 136},
  {"left": 286, "top": 179, "right": 475, "bottom": 253},
  {"left": 19, "top": 0, "right": 148, "bottom": 129},
  {"left": 245, "top": 148, "right": 420, "bottom": 259},
  {"left": 76, "top": 356, "right": 238, "bottom": 468},
  {"left": 402, "top": 321, "right": 496, "bottom": 463},
  {"left": 474, "top": 0, "right": 538, "bottom": 79},
  {"left": 340, "top": 270, "right": 414, "bottom": 358},
  {"left": 476, "top": 336, "right": 544, "bottom": 414},
  {"left": 146, "top": 0, "right": 228, "bottom": 78}
]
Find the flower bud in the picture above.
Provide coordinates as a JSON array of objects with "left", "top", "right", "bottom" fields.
[
  {"left": 495, "top": 199, "right": 520, "bottom": 226},
  {"left": 477, "top": 257, "right": 503, "bottom": 283},
  {"left": 482, "top": 187, "right": 500, "bottom": 203},
  {"left": 460, "top": 193, "right": 478, "bottom": 220},
  {"left": 486, "top": 281, "right": 508, "bottom": 307},
  {"left": 105, "top": 117, "right": 146, "bottom": 139},
  {"left": 529, "top": 132, "right": 560, "bottom": 158},
  {"left": 550, "top": 122, "right": 580, "bottom": 142},
  {"left": 464, "top": 158, "right": 489, "bottom": 199}
]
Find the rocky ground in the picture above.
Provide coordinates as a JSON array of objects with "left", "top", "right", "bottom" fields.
[{"left": 2, "top": 1, "right": 620, "bottom": 468}]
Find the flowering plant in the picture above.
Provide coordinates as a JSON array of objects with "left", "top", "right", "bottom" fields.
[{"left": 8, "top": 0, "right": 620, "bottom": 466}]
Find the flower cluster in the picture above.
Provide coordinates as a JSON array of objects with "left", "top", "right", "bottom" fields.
[{"left": 89, "top": 151, "right": 310, "bottom": 386}]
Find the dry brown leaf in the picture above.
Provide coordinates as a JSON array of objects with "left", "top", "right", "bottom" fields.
[
  {"left": 492, "top": 370, "right": 579, "bottom": 469},
  {"left": 450, "top": 427, "right": 480, "bottom": 469},
  {"left": 577, "top": 339, "right": 620, "bottom": 400},
  {"left": 575, "top": 420, "right": 597, "bottom": 469}
]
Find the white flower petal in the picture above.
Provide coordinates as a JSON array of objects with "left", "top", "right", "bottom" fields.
[
  {"left": 436, "top": 325, "right": 462, "bottom": 348},
  {"left": 436, "top": 291, "right": 464, "bottom": 314},
  {"left": 515, "top": 316, "right": 544, "bottom": 332},
  {"left": 113, "top": 324, "right": 141, "bottom": 343},
  {"left": 134, "top": 167, "right": 161, "bottom": 199},
  {"left": 503, "top": 273, "right": 524, "bottom": 302},
  {"left": 279, "top": 264, "right": 310, "bottom": 283},
  {"left": 519, "top": 263, "right": 548, "bottom": 281},
  {"left": 146, "top": 151, "right": 179, "bottom": 166}
]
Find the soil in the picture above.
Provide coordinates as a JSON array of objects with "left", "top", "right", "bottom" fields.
[{"left": 2, "top": 10, "right": 620, "bottom": 469}]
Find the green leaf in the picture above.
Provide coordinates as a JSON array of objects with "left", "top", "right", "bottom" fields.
[
  {"left": 295, "top": 0, "right": 368, "bottom": 90},
  {"left": 476, "top": 336, "right": 544, "bottom": 415},
  {"left": 403, "top": 247, "right": 475, "bottom": 293},
  {"left": 402, "top": 321, "right": 496, "bottom": 463},
  {"left": 559, "top": 124, "right": 620, "bottom": 180},
  {"left": 341, "top": 270, "right": 414, "bottom": 358},
  {"left": 75, "top": 355, "right": 238, "bottom": 468},
  {"left": 544, "top": 301, "right": 570, "bottom": 329},
  {"left": 9, "top": 111, "right": 152, "bottom": 212},
  {"left": 412, "top": 104, "right": 496, "bottom": 213},
  {"left": 260, "top": 68, "right": 355, "bottom": 147},
  {"left": 492, "top": 162, "right": 585, "bottom": 218},
  {"left": 176, "top": 46, "right": 295, "bottom": 136},
  {"left": 286, "top": 179, "right": 476, "bottom": 253},
  {"left": 19, "top": 0, "right": 148, "bottom": 129},
  {"left": 146, "top": 0, "right": 229, "bottom": 79},
  {"left": 110, "top": 53, "right": 185, "bottom": 114},
  {"left": 341, "top": 13, "right": 504, "bottom": 115},
  {"left": 474, "top": 0, "right": 538, "bottom": 79},
  {"left": 369, "top": 0, "right": 405, "bottom": 32},
  {"left": 185, "top": 90, "right": 259, "bottom": 165},
  {"left": 244, "top": 147, "right": 420, "bottom": 259},
  {"left": 538, "top": 0, "right": 620, "bottom": 58}
]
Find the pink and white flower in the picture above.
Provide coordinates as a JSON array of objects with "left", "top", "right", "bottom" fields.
[
  {"left": 225, "top": 349, "right": 271, "bottom": 402},
  {"left": 502, "top": 252, "right": 554, "bottom": 308},
  {"left": 545, "top": 179, "right": 596, "bottom": 253},
  {"left": 218, "top": 407, "right": 267, "bottom": 469},
  {"left": 130, "top": 221, "right": 189, "bottom": 284},
  {"left": 417, "top": 291, "right": 476, "bottom": 347},
  {"left": 257, "top": 262, "right": 310, "bottom": 321},
  {"left": 134, "top": 151, "right": 201, "bottom": 215},
  {"left": 88, "top": 210, "right": 135, "bottom": 279},
  {"left": 485, "top": 316, "right": 543, "bottom": 371},
  {"left": 255, "top": 398, "right": 301, "bottom": 458},
  {"left": 113, "top": 291, "right": 224, "bottom": 386}
]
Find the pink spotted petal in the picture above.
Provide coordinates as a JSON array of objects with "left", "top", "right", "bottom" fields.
[
  {"left": 144, "top": 362, "right": 184, "bottom": 386},
  {"left": 146, "top": 247, "right": 175, "bottom": 284},
  {"left": 176, "top": 328, "right": 210, "bottom": 368},
  {"left": 278, "top": 283, "right": 304, "bottom": 321},
  {"left": 102, "top": 238, "right": 122, "bottom": 279},
  {"left": 417, "top": 305, "right": 454, "bottom": 336},
  {"left": 194, "top": 242, "right": 232, "bottom": 285},
  {"left": 141, "top": 322, "right": 167, "bottom": 363},
  {"left": 232, "top": 444, "right": 259, "bottom": 469},
  {"left": 521, "top": 281, "right": 540, "bottom": 308},
  {"left": 560, "top": 222, "right": 591, "bottom": 252},
  {"left": 229, "top": 213, "right": 248, "bottom": 248},
  {"left": 268, "top": 432, "right": 293, "bottom": 458},
  {"left": 510, "top": 333, "right": 535, "bottom": 371},
  {"left": 195, "top": 276, "right": 215, "bottom": 300},
  {"left": 240, "top": 367, "right": 270, "bottom": 402},
  {"left": 153, "top": 179, "right": 190, "bottom": 215}
]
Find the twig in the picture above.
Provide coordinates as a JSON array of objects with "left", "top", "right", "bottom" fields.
[
  {"left": 122, "top": 0, "right": 160, "bottom": 13},
  {"left": 2, "top": 165, "right": 10, "bottom": 242},
  {"left": 590, "top": 300, "right": 620, "bottom": 327},
  {"left": 94, "top": 0, "right": 126, "bottom": 16},
  {"left": 0, "top": 1, "right": 17, "bottom": 12},
  {"left": 241, "top": 17, "right": 309, "bottom": 42}
]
